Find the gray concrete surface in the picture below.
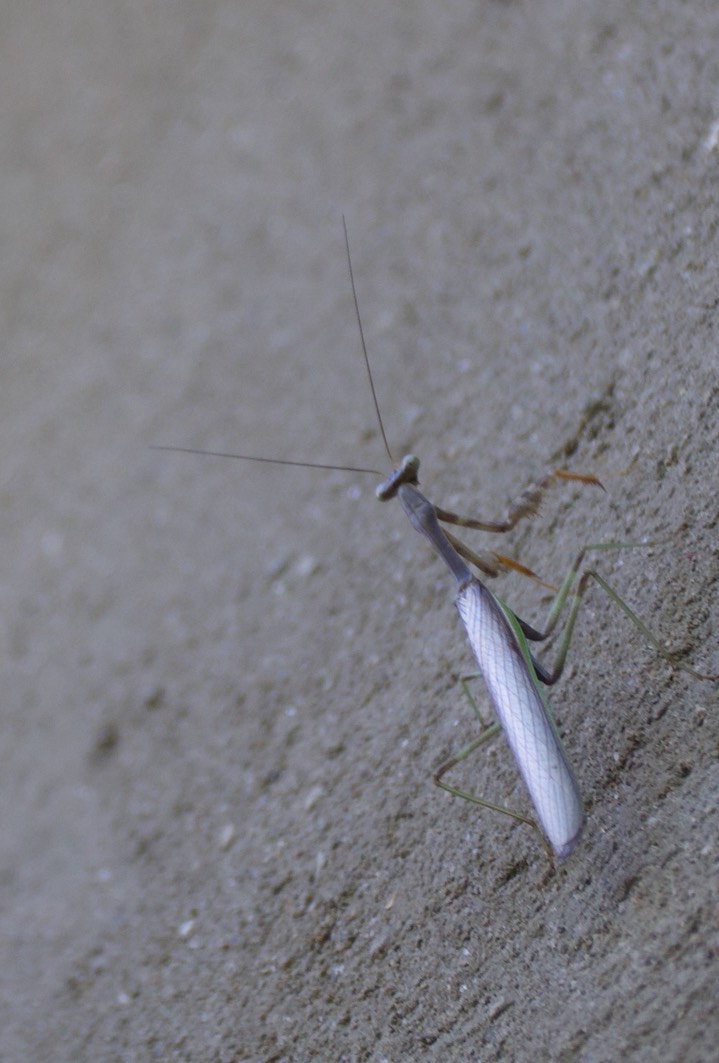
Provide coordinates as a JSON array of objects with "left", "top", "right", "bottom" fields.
[{"left": 2, "top": 2, "right": 718, "bottom": 1060}]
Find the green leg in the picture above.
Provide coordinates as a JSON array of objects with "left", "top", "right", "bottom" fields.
[
  {"left": 432, "top": 678, "right": 550, "bottom": 858},
  {"left": 527, "top": 540, "right": 719, "bottom": 684}
]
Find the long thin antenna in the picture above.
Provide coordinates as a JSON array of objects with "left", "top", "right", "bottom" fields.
[
  {"left": 151, "top": 444, "right": 380, "bottom": 476},
  {"left": 342, "top": 215, "right": 394, "bottom": 465}
]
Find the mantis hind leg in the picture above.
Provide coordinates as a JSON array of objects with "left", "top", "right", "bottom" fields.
[{"left": 431, "top": 678, "right": 551, "bottom": 859}]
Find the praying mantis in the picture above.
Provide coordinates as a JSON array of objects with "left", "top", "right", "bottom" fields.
[{"left": 155, "top": 220, "right": 718, "bottom": 863}]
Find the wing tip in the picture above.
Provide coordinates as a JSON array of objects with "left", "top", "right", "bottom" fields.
[{"left": 553, "top": 817, "right": 585, "bottom": 862}]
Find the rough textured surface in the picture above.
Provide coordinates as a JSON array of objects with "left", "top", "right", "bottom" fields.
[{"left": 2, "top": 2, "right": 718, "bottom": 1060}]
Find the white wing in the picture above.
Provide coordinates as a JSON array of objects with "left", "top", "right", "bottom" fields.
[{"left": 456, "top": 578, "right": 584, "bottom": 859}]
